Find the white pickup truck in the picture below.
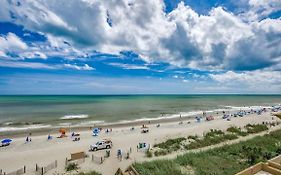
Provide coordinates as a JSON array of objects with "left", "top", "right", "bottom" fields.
[{"left": 90, "top": 139, "right": 112, "bottom": 151}]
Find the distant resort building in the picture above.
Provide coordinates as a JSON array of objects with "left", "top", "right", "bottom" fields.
[{"left": 236, "top": 155, "right": 281, "bottom": 175}]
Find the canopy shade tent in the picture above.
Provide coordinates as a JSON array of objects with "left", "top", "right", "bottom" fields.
[
  {"left": 92, "top": 128, "right": 100, "bottom": 136},
  {"left": 57, "top": 128, "right": 67, "bottom": 138},
  {"left": 59, "top": 128, "right": 67, "bottom": 134}
]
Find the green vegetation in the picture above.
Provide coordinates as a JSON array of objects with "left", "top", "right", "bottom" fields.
[
  {"left": 65, "top": 163, "right": 79, "bottom": 171},
  {"left": 154, "top": 149, "right": 169, "bottom": 156},
  {"left": 154, "top": 137, "right": 186, "bottom": 152},
  {"left": 184, "top": 129, "right": 238, "bottom": 150},
  {"left": 77, "top": 171, "right": 102, "bottom": 175},
  {"left": 187, "top": 135, "right": 199, "bottom": 141},
  {"left": 152, "top": 125, "right": 269, "bottom": 157},
  {"left": 227, "top": 126, "right": 248, "bottom": 136},
  {"left": 134, "top": 129, "right": 281, "bottom": 175},
  {"left": 134, "top": 160, "right": 185, "bottom": 175},
  {"left": 146, "top": 149, "right": 153, "bottom": 158},
  {"left": 245, "top": 124, "right": 268, "bottom": 133}
]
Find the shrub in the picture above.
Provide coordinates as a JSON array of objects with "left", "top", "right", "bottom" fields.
[
  {"left": 154, "top": 150, "right": 168, "bottom": 156},
  {"left": 245, "top": 124, "right": 268, "bottom": 134},
  {"left": 227, "top": 126, "right": 248, "bottom": 136},
  {"left": 77, "top": 171, "right": 101, "bottom": 175},
  {"left": 223, "top": 134, "right": 239, "bottom": 140},
  {"left": 146, "top": 149, "right": 153, "bottom": 158},
  {"left": 187, "top": 135, "right": 199, "bottom": 140},
  {"left": 184, "top": 130, "right": 238, "bottom": 150},
  {"left": 154, "top": 137, "right": 186, "bottom": 150},
  {"left": 204, "top": 129, "right": 224, "bottom": 138},
  {"left": 134, "top": 160, "right": 184, "bottom": 175},
  {"left": 65, "top": 163, "right": 78, "bottom": 171}
]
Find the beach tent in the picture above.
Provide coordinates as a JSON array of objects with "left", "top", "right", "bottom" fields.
[
  {"left": 1, "top": 138, "right": 12, "bottom": 146},
  {"left": 92, "top": 128, "right": 100, "bottom": 136},
  {"left": 58, "top": 128, "right": 67, "bottom": 138},
  {"left": 47, "top": 134, "right": 52, "bottom": 140},
  {"left": 196, "top": 116, "right": 201, "bottom": 123},
  {"left": 59, "top": 128, "right": 66, "bottom": 134}
]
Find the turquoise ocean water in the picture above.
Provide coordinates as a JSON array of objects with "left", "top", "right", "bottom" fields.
[{"left": 0, "top": 95, "right": 280, "bottom": 131}]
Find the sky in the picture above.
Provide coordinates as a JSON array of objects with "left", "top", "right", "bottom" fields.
[{"left": 0, "top": 0, "right": 280, "bottom": 94}]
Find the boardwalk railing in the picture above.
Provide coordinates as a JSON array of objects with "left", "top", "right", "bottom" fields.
[
  {"left": 92, "top": 155, "right": 104, "bottom": 164},
  {"left": 35, "top": 161, "right": 57, "bottom": 175},
  {"left": 1, "top": 166, "right": 26, "bottom": 175}
]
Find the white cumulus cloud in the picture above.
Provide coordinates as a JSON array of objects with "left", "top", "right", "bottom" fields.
[
  {"left": 0, "top": 0, "right": 280, "bottom": 71},
  {"left": 0, "top": 32, "right": 28, "bottom": 53}
]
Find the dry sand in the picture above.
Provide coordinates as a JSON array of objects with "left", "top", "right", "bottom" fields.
[{"left": 0, "top": 112, "right": 280, "bottom": 175}]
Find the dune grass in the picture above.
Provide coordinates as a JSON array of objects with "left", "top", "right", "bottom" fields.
[
  {"left": 134, "top": 129, "right": 281, "bottom": 175},
  {"left": 227, "top": 126, "right": 248, "bottom": 136},
  {"left": 153, "top": 124, "right": 269, "bottom": 157},
  {"left": 77, "top": 171, "right": 102, "bottom": 175},
  {"left": 184, "top": 129, "right": 238, "bottom": 150},
  {"left": 134, "top": 160, "right": 185, "bottom": 175},
  {"left": 154, "top": 137, "right": 186, "bottom": 153},
  {"left": 245, "top": 124, "right": 268, "bottom": 133},
  {"left": 65, "top": 163, "right": 79, "bottom": 171}
]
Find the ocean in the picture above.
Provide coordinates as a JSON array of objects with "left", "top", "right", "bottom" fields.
[{"left": 0, "top": 95, "right": 280, "bottom": 132}]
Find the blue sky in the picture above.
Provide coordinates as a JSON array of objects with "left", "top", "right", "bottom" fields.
[{"left": 0, "top": 0, "right": 280, "bottom": 94}]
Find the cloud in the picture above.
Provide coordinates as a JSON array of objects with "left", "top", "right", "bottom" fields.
[
  {"left": 0, "top": 0, "right": 280, "bottom": 72},
  {"left": 210, "top": 70, "right": 281, "bottom": 92},
  {"left": 0, "top": 32, "right": 28, "bottom": 53},
  {"left": 242, "top": 0, "right": 281, "bottom": 21},
  {"left": 0, "top": 60, "right": 95, "bottom": 71},
  {"left": 63, "top": 63, "right": 95, "bottom": 70},
  {"left": 108, "top": 62, "right": 150, "bottom": 70},
  {"left": 0, "top": 60, "right": 58, "bottom": 69}
]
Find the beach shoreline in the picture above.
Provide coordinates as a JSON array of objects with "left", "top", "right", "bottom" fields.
[
  {"left": 0, "top": 112, "right": 199, "bottom": 138},
  {"left": 1, "top": 109, "right": 281, "bottom": 175},
  {"left": 0, "top": 106, "right": 273, "bottom": 138}
]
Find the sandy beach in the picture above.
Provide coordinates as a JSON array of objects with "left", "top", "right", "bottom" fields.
[{"left": 0, "top": 110, "right": 280, "bottom": 175}]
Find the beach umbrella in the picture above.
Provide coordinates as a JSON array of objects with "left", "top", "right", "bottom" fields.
[
  {"left": 92, "top": 128, "right": 100, "bottom": 136},
  {"left": 59, "top": 128, "right": 66, "bottom": 134},
  {"left": 93, "top": 128, "right": 100, "bottom": 133},
  {"left": 1, "top": 138, "right": 12, "bottom": 144}
]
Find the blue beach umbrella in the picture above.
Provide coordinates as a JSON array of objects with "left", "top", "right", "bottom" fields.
[
  {"left": 92, "top": 128, "right": 100, "bottom": 136},
  {"left": 1, "top": 138, "right": 12, "bottom": 143}
]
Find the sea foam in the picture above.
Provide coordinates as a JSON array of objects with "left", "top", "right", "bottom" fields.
[
  {"left": 0, "top": 124, "right": 51, "bottom": 132},
  {"left": 60, "top": 114, "right": 89, "bottom": 120}
]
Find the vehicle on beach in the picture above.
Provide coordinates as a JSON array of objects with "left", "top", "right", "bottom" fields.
[{"left": 89, "top": 139, "right": 112, "bottom": 151}]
